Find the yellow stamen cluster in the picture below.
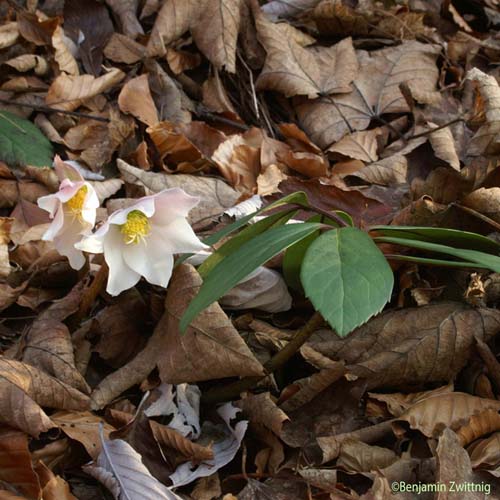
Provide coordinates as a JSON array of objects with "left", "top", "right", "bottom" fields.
[
  {"left": 120, "top": 210, "right": 150, "bottom": 245},
  {"left": 65, "top": 185, "right": 88, "bottom": 220}
]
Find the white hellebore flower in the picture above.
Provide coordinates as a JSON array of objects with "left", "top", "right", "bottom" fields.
[
  {"left": 76, "top": 189, "right": 208, "bottom": 296},
  {"left": 37, "top": 163, "right": 99, "bottom": 270}
]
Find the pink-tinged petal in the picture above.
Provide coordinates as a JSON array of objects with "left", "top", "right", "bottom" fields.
[
  {"left": 108, "top": 198, "right": 156, "bottom": 226},
  {"left": 150, "top": 217, "right": 208, "bottom": 254},
  {"left": 54, "top": 156, "right": 84, "bottom": 182},
  {"left": 53, "top": 217, "right": 86, "bottom": 270},
  {"left": 122, "top": 238, "right": 174, "bottom": 287},
  {"left": 38, "top": 193, "right": 60, "bottom": 218},
  {"left": 42, "top": 205, "right": 64, "bottom": 241},
  {"left": 104, "top": 226, "right": 141, "bottom": 296},
  {"left": 57, "top": 179, "right": 86, "bottom": 203},
  {"left": 151, "top": 188, "right": 201, "bottom": 225}
]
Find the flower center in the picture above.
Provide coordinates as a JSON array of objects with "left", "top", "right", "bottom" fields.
[
  {"left": 65, "top": 185, "right": 88, "bottom": 220},
  {"left": 120, "top": 210, "right": 150, "bottom": 245}
]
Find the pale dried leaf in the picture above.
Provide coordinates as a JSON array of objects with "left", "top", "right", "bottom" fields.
[
  {"left": 296, "top": 42, "right": 440, "bottom": 147},
  {"left": 51, "top": 26, "right": 79, "bottom": 76},
  {"left": 118, "top": 74, "right": 159, "bottom": 126},
  {"left": 117, "top": 159, "right": 239, "bottom": 224},
  {"left": 329, "top": 129, "right": 381, "bottom": 162},
  {"left": 0, "top": 357, "right": 89, "bottom": 437},
  {"left": 257, "top": 164, "right": 288, "bottom": 196},
  {"left": 5, "top": 55, "right": 48, "bottom": 75},
  {"left": 399, "top": 392, "right": 500, "bottom": 438},
  {"left": 255, "top": 8, "right": 358, "bottom": 98},
  {"left": 84, "top": 435, "right": 181, "bottom": 499},
  {"left": 35, "top": 461, "right": 78, "bottom": 500},
  {"left": 0, "top": 218, "right": 12, "bottom": 278},
  {"left": 46, "top": 68, "right": 125, "bottom": 111},
  {"left": 346, "top": 154, "right": 408, "bottom": 185},
  {"left": 469, "top": 431, "right": 500, "bottom": 469},
  {"left": 105, "top": 0, "right": 144, "bottom": 38},
  {"left": 428, "top": 122, "right": 460, "bottom": 170},
  {"left": 262, "top": 0, "right": 321, "bottom": 19},
  {"left": 456, "top": 409, "right": 500, "bottom": 447},
  {"left": 88, "top": 179, "right": 124, "bottom": 204},
  {"left": 0, "top": 23, "right": 19, "bottom": 49},
  {"left": 463, "top": 187, "right": 500, "bottom": 223},
  {"left": 51, "top": 411, "right": 115, "bottom": 459},
  {"left": 158, "top": 264, "right": 265, "bottom": 383}
]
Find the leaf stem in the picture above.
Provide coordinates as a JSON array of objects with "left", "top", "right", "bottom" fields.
[
  {"left": 292, "top": 203, "right": 351, "bottom": 228},
  {"left": 201, "top": 312, "right": 324, "bottom": 404}
]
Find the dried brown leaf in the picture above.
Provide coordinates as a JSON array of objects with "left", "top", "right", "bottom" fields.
[
  {"left": 51, "top": 411, "right": 115, "bottom": 460},
  {"left": 118, "top": 74, "right": 159, "bottom": 126},
  {"left": 105, "top": 0, "right": 144, "bottom": 38},
  {"left": 0, "top": 23, "right": 19, "bottom": 49},
  {"left": 346, "top": 154, "right": 408, "bottom": 186},
  {"left": 262, "top": 0, "right": 321, "bottom": 19},
  {"left": 428, "top": 122, "right": 461, "bottom": 170},
  {"left": 46, "top": 68, "right": 125, "bottom": 111},
  {"left": 0, "top": 427, "right": 41, "bottom": 500},
  {"left": 255, "top": 6, "right": 358, "bottom": 98},
  {"left": 51, "top": 26, "right": 79, "bottom": 76},
  {"left": 337, "top": 439, "right": 398, "bottom": 473},
  {"left": 457, "top": 409, "right": 500, "bottom": 447},
  {"left": 308, "top": 302, "right": 500, "bottom": 390},
  {"left": 192, "top": 0, "right": 242, "bottom": 73},
  {"left": 329, "top": 129, "right": 382, "bottom": 162},
  {"left": 17, "top": 12, "right": 58, "bottom": 46},
  {"left": 296, "top": 41, "right": 440, "bottom": 148},
  {"left": 398, "top": 392, "right": 500, "bottom": 438},
  {"left": 35, "top": 462, "right": 78, "bottom": 500},
  {"left": 104, "top": 33, "right": 146, "bottom": 64},
  {"left": 237, "top": 393, "right": 289, "bottom": 435},
  {"left": 463, "top": 188, "right": 500, "bottom": 223},
  {"left": 158, "top": 264, "right": 265, "bottom": 383},
  {"left": 5, "top": 55, "right": 48, "bottom": 75},
  {"left": 469, "top": 431, "right": 500, "bottom": 469},
  {"left": 0, "top": 357, "right": 89, "bottom": 437}
]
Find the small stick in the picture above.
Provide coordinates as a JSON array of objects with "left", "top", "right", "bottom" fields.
[
  {"left": 406, "top": 116, "right": 466, "bottom": 141},
  {"left": 0, "top": 98, "right": 110, "bottom": 122}
]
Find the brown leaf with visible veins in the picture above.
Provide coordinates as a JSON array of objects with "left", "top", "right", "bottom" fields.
[
  {"left": 398, "top": 392, "right": 500, "bottom": 438},
  {"left": 192, "top": 0, "right": 243, "bottom": 73},
  {"left": 469, "top": 431, "right": 500, "bottom": 469},
  {"left": 237, "top": 393, "right": 289, "bottom": 436},
  {"left": 0, "top": 427, "right": 41, "bottom": 500},
  {"left": 22, "top": 283, "right": 90, "bottom": 394},
  {"left": 255, "top": 3, "right": 358, "bottom": 98},
  {"left": 159, "top": 264, "right": 265, "bottom": 383},
  {"left": 346, "top": 154, "right": 408, "bottom": 186},
  {"left": 456, "top": 409, "right": 500, "bottom": 447},
  {"left": 337, "top": 439, "right": 398, "bottom": 473},
  {"left": 329, "top": 129, "right": 382, "bottom": 163},
  {"left": 46, "top": 68, "right": 125, "bottom": 111},
  {"left": 0, "top": 357, "right": 89, "bottom": 437},
  {"left": 428, "top": 122, "right": 460, "bottom": 170},
  {"left": 308, "top": 302, "right": 500, "bottom": 390},
  {"left": 118, "top": 74, "right": 159, "bottom": 126},
  {"left": 296, "top": 41, "right": 440, "bottom": 148},
  {"left": 104, "top": 33, "right": 146, "bottom": 64}
]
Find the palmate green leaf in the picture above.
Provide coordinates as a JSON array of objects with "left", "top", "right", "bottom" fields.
[
  {"left": 179, "top": 223, "right": 322, "bottom": 333},
  {"left": 301, "top": 227, "right": 393, "bottom": 337},
  {"left": 370, "top": 225, "right": 500, "bottom": 254},
  {"left": 374, "top": 236, "right": 500, "bottom": 273},
  {"left": 0, "top": 111, "right": 53, "bottom": 168}
]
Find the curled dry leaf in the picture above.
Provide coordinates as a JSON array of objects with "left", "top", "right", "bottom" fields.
[
  {"left": 0, "top": 427, "right": 41, "bottom": 500},
  {"left": 0, "top": 217, "right": 13, "bottom": 278},
  {"left": 0, "top": 22, "right": 19, "bottom": 49},
  {"left": 46, "top": 68, "right": 125, "bottom": 111},
  {"left": 308, "top": 302, "right": 500, "bottom": 390},
  {"left": 469, "top": 431, "right": 500, "bottom": 469},
  {"left": 51, "top": 26, "right": 79, "bottom": 76},
  {"left": 34, "top": 461, "right": 78, "bottom": 500},
  {"left": 428, "top": 122, "right": 460, "bottom": 170},
  {"left": 118, "top": 74, "right": 159, "bottom": 127},
  {"left": 191, "top": 0, "right": 243, "bottom": 73},
  {"left": 104, "top": 33, "right": 146, "bottom": 64},
  {"left": 462, "top": 187, "right": 500, "bottom": 223},
  {"left": 0, "top": 357, "right": 89, "bottom": 437},
  {"left": 457, "top": 409, "right": 500, "bottom": 447},
  {"left": 398, "top": 392, "right": 500, "bottom": 438},
  {"left": 255, "top": 5, "right": 358, "bottom": 98},
  {"left": 117, "top": 159, "right": 240, "bottom": 224},
  {"left": 296, "top": 41, "right": 440, "bottom": 148},
  {"left": 158, "top": 264, "right": 265, "bottom": 384},
  {"left": 84, "top": 434, "right": 181, "bottom": 500},
  {"left": 5, "top": 55, "right": 48, "bottom": 75},
  {"left": 237, "top": 393, "right": 289, "bottom": 436},
  {"left": 466, "top": 68, "right": 500, "bottom": 156}
]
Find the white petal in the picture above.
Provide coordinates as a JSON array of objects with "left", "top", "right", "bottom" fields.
[
  {"left": 151, "top": 188, "right": 201, "bottom": 225},
  {"left": 122, "top": 238, "right": 174, "bottom": 287},
  {"left": 53, "top": 217, "right": 86, "bottom": 270},
  {"left": 42, "top": 205, "right": 64, "bottom": 241},
  {"left": 104, "top": 226, "right": 141, "bottom": 296},
  {"left": 57, "top": 179, "right": 85, "bottom": 203},
  {"left": 38, "top": 193, "right": 60, "bottom": 218},
  {"left": 151, "top": 218, "right": 209, "bottom": 254},
  {"left": 54, "top": 157, "right": 84, "bottom": 182},
  {"left": 108, "top": 198, "right": 156, "bottom": 226},
  {"left": 75, "top": 233, "right": 104, "bottom": 254}
]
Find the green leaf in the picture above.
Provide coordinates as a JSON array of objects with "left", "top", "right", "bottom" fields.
[
  {"left": 370, "top": 225, "right": 500, "bottom": 254},
  {"left": 198, "top": 208, "right": 297, "bottom": 277},
  {"left": 0, "top": 111, "right": 53, "bottom": 168},
  {"left": 384, "top": 254, "right": 491, "bottom": 269},
  {"left": 179, "top": 222, "right": 322, "bottom": 333},
  {"left": 301, "top": 227, "right": 394, "bottom": 337},
  {"left": 374, "top": 236, "right": 500, "bottom": 273}
]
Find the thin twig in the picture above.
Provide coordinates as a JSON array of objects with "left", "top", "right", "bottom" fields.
[
  {"left": 406, "top": 116, "right": 466, "bottom": 141},
  {"left": 0, "top": 98, "right": 110, "bottom": 122},
  {"left": 194, "top": 106, "right": 249, "bottom": 131},
  {"left": 291, "top": 203, "right": 351, "bottom": 228},
  {"left": 201, "top": 312, "right": 324, "bottom": 404}
]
